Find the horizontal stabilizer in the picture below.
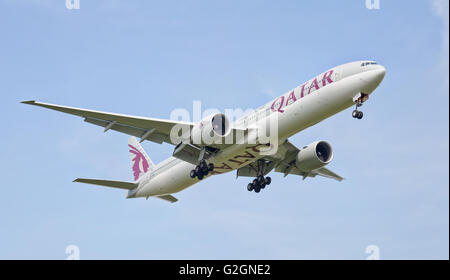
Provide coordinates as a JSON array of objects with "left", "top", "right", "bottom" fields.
[
  {"left": 73, "top": 178, "right": 137, "bottom": 190},
  {"left": 156, "top": 195, "right": 178, "bottom": 203}
]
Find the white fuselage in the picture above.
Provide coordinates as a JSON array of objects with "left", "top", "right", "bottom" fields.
[{"left": 130, "top": 61, "right": 386, "bottom": 198}]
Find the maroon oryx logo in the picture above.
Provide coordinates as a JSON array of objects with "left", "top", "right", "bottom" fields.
[{"left": 128, "top": 144, "right": 149, "bottom": 181}]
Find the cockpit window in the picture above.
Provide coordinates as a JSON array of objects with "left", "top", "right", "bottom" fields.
[{"left": 361, "top": 61, "right": 378, "bottom": 67}]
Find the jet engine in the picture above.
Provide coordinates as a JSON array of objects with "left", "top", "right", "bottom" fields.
[
  {"left": 295, "top": 141, "right": 333, "bottom": 172},
  {"left": 190, "top": 113, "right": 231, "bottom": 146}
]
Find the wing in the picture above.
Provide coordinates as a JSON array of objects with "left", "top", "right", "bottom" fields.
[
  {"left": 273, "top": 140, "right": 343, "bottom": 181},
  {"left": 276, "top": 165, "right": 344, "bottom": 181},
  {"left": 22, "top": 100, "right": 194, "bottom": 145},
  {"left": 237, "top": 140, "right": 343, "bottom": 181},
  {"left": 236, "top": 159, "right": 276, "bottom": 177}
]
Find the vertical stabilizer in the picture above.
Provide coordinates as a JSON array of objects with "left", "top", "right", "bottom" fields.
[{"left": 128, "top": 137, "right": 155, "bottom": 181}]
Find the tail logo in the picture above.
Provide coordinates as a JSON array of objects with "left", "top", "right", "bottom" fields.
[{"left": 128, "top": 144, "right": 149, "bottom": 180}]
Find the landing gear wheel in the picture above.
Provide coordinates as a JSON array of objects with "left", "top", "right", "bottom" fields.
[
  {"left": 257, "top": 175, "right": 264, "bottom": 185},
  {"left": 199, "top": 160, "right": 207, "bottom": 171},
  {"left": 193, "top": 159, "right": 213, "bottom": 180},
  {"left": 207, "top": 163, "right": 214, "bottom": 172},
  {"left": 357, "top": 111, "right": 363, "bottom": 119},
  {"left": 260, "top": 181, "right": 266, "bottom": 189},
  {"left": 247, "top": 160, "right": 273, "bottom": 193},
  {"left": 352, "top": 93, "right": 368, "bottom": 119},
  {"left": 195, "top": 166, "right": 201, "bottom": 175},
  {"left": 247, "top": 183, "right": 254, "bottom": 191}
]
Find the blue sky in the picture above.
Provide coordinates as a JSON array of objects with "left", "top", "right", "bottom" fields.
[{"left": 0, "top": 0, "right": 448, "bottom": 259}]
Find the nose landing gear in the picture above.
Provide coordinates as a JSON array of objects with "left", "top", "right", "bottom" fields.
[
  {"left": 190, "top": 159, "right": 214, "bottom": 180},
  {"left": 352, "top": 109, "right": 363, "bottom": 119},
  {"left": 352, "top": 93, "right": 368, "bottom": 119}
]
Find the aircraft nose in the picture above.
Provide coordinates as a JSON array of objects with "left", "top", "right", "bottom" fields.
[
  {"left": 363, "top": 65, "right": 386, "bottom": 93},
  {"left": 374, "top": 65, "right": 386, "bottom": 84}
]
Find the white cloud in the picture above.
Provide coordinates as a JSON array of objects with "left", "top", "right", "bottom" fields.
[
  {"left": 432, "top": 0, "right": 449, "bottom": 18},
  {"left": 261, "top": 88, "right": 278, "bottom": 97},
  {"left": 431, "top": 0, "right": 449, "bottom": 88}
]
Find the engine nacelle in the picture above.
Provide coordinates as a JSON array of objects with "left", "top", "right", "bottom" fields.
[
  {"left": 190, "top": 113, "right": 231, "bottom": 146},
  {"left": 295, "top": 141, "right": 333, "bottom": 172}
]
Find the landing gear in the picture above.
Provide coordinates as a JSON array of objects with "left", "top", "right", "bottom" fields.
[
  {"left": 247, "top": 176, "right": 271, "bottom": 193},
  {"left": 352, "top": 93, "right": 368, "bottom": 119},
  {"left": 190, "top": 159, "right": 214, "bottom": 180},
  {"left": 199, "top": 160, "right": 207, "bottom": 171},
  {"left": 247, "top": 160, "right": 271, "bottom": 193},
  {"left": 352, "top": 109, "right": 363, "bottom": 119},
  {"left": 207, "top": 163, "right": 214, "bottom": 172}
]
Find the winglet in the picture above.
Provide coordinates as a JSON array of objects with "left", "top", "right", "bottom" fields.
[{"left": 21, "top": 100, "right": 36, "bottom": 105}]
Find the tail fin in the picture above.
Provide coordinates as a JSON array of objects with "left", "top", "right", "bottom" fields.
[{"left": 128, "top": 137, "right": 155, "bottom": 181}]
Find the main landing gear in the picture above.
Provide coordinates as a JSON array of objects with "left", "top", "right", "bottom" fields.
[
  {"left": 247, "top": 160, "right": 271, "bottom": 193},
  {"left": 247, "top": 176, "right": 271, "bottom": 193},
  {"left": 190, "top": 159, "right": 214, "bottom": 180},
  {"left": 352, "top": 93, "right": 369, "bottom": 120}
]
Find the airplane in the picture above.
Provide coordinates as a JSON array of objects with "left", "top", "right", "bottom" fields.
[{"left": 22, "top": 60, "right": 386, "bottom": 203}]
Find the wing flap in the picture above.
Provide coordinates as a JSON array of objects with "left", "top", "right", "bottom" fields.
[{"left": 84, "top": 117, "right": 167, "bottom": 144}]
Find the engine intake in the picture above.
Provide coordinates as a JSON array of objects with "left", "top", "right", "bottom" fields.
[
  {"left": 295, "top": 141, "right": 333, "bottom": 172},
  {"left": 211, "top": 114, "right": 229, "bottom": 136},
  {"left": 191, "top": 113, "right": 231, "bottom": 146}
]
